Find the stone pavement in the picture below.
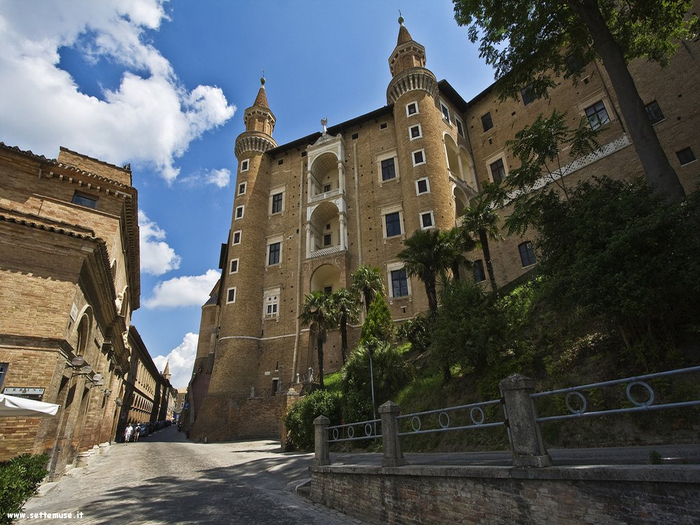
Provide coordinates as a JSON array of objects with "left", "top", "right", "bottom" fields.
[{"left": 22, "top": 426, "right": 364, "bottom": 525}]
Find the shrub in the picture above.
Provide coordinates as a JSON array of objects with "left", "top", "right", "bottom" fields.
[
  {"left": 284, "top": 390, "right": 341, "bottom": 451},
  {"left": 0, "top": 453, "right": 49, "bottom": 524}
]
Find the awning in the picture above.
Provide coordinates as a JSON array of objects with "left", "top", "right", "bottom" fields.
[{"left": 0, "top": 394, "right": 60, "bottom": 417}]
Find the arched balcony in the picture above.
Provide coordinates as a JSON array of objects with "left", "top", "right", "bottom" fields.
[
  {"left": 445, "top": 134, "right": 479, "bottom": 196},
  {"left": 310, "top": 264, "right": 341, "bottom": 294},
  {"left": 306, "top": 201, "right": 347, "bottom": 259},
  {"left": 308, "top": 152, "right": 345, "bottom": 203}
]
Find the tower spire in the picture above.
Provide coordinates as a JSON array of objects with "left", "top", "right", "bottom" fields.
[
  {"left": 388, "top": 14, "right": 426, "bottom": 78},
  {"left": 235, "top": 76, "right": 277, "bottom": 157}
]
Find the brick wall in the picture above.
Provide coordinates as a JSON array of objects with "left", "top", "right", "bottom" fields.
[{"left": 311, "top": 464, "right": 700, "bottom": 525}]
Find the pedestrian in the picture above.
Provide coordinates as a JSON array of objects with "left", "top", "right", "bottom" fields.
[
  {"left": 133, "top": 424, "right": 140, "bottom": 442},
  {"left": 124, "top": 423, "right": 133, "bottom": 443}
]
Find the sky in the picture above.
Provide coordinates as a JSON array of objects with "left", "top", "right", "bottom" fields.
[{"left": 0, "top": 0, "right": 496, "bottom": 389}]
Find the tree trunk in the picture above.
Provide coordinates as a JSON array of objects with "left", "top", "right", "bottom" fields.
[
  {"left": 317, "top": 336, "right": 325, "bottom": 389},
  {"left": 569, "top": 0, "right": 686, "bottom": 203},
  {"left": 425, "top": 278, "right": 438, "bottom": 316},
  {"left": 340, "top": 314, "right": 348, "bottom": 364},
  {"left": 480, "top": 229, "right": 497, "bottom": 293}
]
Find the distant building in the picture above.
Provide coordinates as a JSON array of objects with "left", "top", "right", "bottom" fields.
[{"left": 187, "top": 17, "right": 699, "bottom": 442}]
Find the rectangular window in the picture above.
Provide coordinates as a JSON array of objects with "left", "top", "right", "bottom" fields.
[
  {"left": 266, "top": 303, "right": 278, "bottom": 316},
  {"left": 268, "top": 242, "right": 281, "bottom": 265},
  {"left": 521, "top": 84, "right": 537, "bottom": 106},
  {"left": 263, "top": 288, "right": 280, "bottom": 318},
  {"left": 645, "top": 101, "right": 665, "bottom": 125},
  {"left": 240, "top": 159, "right": 249, "bottom": 172},
  {"left": 412, "top": 150, "right": 425, "bottom": 166},
  {"left": 324, "top": 285, "right": 333, "bottom": 294},
  {"left": 519, "top": 241, "right": 537, "bottom": 267},
  {"left": 489, "top": 158, "right": 506, "bottom": 183},
  {"left": 323, "top": 183, "right": 331, "bottom": 192},
  {"left": 440, "top": 102, "right": 450, "bottom": 123},
  {"left": 271, "top": 192, "right": 283, "bottom": 214},
  {"left": 278, "top": 159, "right": 284, "bottom": 165},
  {"left": 455, "top": 118, "right": 464, "bottom": 137},
  {"left": 72, "top": 192, "right": 98, "bottom": 209},
  {"left": 406, "top": 102, "right": 418, "bottom": 116},
  {"left": 416, "top": 178, "right": 430, "bottom": 195},
  {"left": 385, "top": 212, "right": 402, "bottom": 238},
  {"left": 380, "top": 122, "right": 388, "bottom": 130},
  {"left": 323, "top": 233, "right": 332, "bottom": 246},
  {"left": 230, "top": 259, "right": 239, "bottom": 274},
  {"left": 409, "top": 125, "right": 422, "bottom": 140},
  {"left": 391, "top": 269, "right": 409, "bottom": 298},
  {"left": 481, "top": 112, "right": 493, "bottom": 132},
  {"left": 420, "top": 211, "right": 434, "bottom": 229},
  {"left": 226, "top": 288, "right": 236, "bottom": 304},
  {"left": 232, "top": 230, "right": 241, "bottom": 245},
  {"left": 585, "top": 100, "right": 610, "bottom": 130},
  {"left": 0, "top": 363, "right": 8, "bottom": 389},
  {"left": 676, "top": 147, "right": 696, "bottom": 165},
  {"left": 235, "top": 206, "right": 244, "bottom": 219},
  {"left": 238, "top": 182, "right": 246, "bottom": 195},
  {"left": 381, "top": 158, "right": 396, "bottom": 181},
  {"left": 473, "top": 260, "right": 486, "bottom": 283}
]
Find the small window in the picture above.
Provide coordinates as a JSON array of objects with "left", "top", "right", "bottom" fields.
[
  {"left": 412, "top": 150, "right": 425, "bottom": 166},
  {"left": 0, "top": 363, "right": 8, "bottom": 389},
  {"left": 518, "top": 241, "right": 537, "bottom": 267},
  {"left": 645, "top": 101, "right": 665, "bottom": 125},
  {"left": 266, "top": 303, "right": 278, "bottom": 317},
  {"left": 391, "top": 268, "right": 409, "bottom": 298},
  {"left": 565, "top": 54, "right": 585, "bottom": 74},
  {"left": 240, "top": 159, "right": 249, "bottom": 172},
  {"left": 324, "top": 285, "right": 333, "bottom": 294},
  {"left": 416, "top": 178, "right": 430, "bottom": 195},
  {"left": 323, "top": 233, "right": 332, "bottom": 246},
  {"left": 440, "top": 102, "right": 450, "bottom": 123},
  {"left": 676, "top": 147, "right": 696, "bottom": 165},
  {"left": 230, "top": 259, "right": 239, "bottom": 274},
  {"left": 406, "top": 102, "right": 418, "bottom": 116},
  {"left": 238, "top": 182, "right": 246, "bottom": 195},
  {"left": 455, "top": 118, "right": 464, "bottom": 137},
  {"left": 380, "top": 122, "right": 388, "bottom": 130},
  {"left": 481, "top": 112, "right": 493, "bottom": 132},
  {"left": 420, "top": 211, "right": 434, "bottom": 229},
  {"left": 301, "top": 151, "right": 308, "bottom": 157},
  {"left": 409, "top": 125, "right": 422, "bottom": 140},
  {"left": 584, "top": 100, "right": 610, "bottom": 130},
  {"left": 385, "top": 212, "right": 402, "bottom": 238},
  {"left": 278, "top": 159, "right": 284, "bottom": 165},
  {"left": 473, "top": 260, "right": 486, "bottom": 282},
  {"left": 489, "top": 158, "right": 506, "bottom": 183},
  {"left": 235, "top": 206, "right": 244, "bottom": 219},
  {"left": 226, "top": 287, "right": 236, "bottom": 304},
  {"left": 72, "top": 192, "right": 98, "bottom": 209},
  {"left": 232, "top": 230, "right": 242, "bottom": 245},
  {"left": 271, "top": 192, "right": 283, "bottom": 214},
  {"left": 381, "top": 158, "right": 396, "bottom": 181},
  {"left": 264, "top": 289, "right": 281, "bottom": 318},
  {"left": 325, "top": 223, "right": 331, "bottom": 230},
  {"left": 268, "top": 242, "right": 281, "bottom": 266},
  {"left": 352, "top": 133, "right": 359, "bottom": 140},
  {"left": 521, "top": 84, "right": 537, "bottom": 106}
]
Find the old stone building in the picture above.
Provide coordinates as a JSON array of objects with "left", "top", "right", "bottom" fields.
[
  {"left": 189, "top": 17, "right": 699, "bottom": 441},
  {"left": 0, "top": 144, "right": 152, "bottom": 477}
]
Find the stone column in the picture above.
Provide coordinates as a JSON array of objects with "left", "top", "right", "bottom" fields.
[
  {"left": 313, "top": 415, "right": 330, "bottom": 467},
  {"left": 379, "top": 401, "right": 407, "bottom": 467},
  {"left": 338, "top": 160, "right": 345, "bottom": 194},
  {"left": 339, "top": 214, "right": 347, "bottom": 250},
  {"left": 280, "top": 389, "right": 300, "bottom": 452},
  {"left": 305, "top": 223, "right": 312, "bottom": 259},
  {"left": 499, "top": 374, "right": 552, "bottom": 467},
  {"left": 307, "top": 170, "right": 314, "bottom": 201}
]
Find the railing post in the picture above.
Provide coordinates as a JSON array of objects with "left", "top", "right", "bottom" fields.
[
  {"left": 313, "top": 415, "right": 331, "bottom": 467},
  {"left": 379, "top": 401, "right": 407, "bottom": 467},
  {"left": 500, "top": 374, "right": 552, "bottom": 467}
]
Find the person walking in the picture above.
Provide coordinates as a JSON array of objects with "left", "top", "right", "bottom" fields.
[
  {"left": 133, "top": 424, "right": 140, "bottom": 442},
  {"left": 124, "top": 423, "right": 133, "bottom": 443}
]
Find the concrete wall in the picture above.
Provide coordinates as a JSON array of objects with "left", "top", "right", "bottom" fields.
[{"left": 311, "top": 464, "right": 700, "bottom": 525}]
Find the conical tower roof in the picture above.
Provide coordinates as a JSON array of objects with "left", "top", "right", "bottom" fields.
[
  {"left": 253, "top": 77, "right": 269, "bottom": 109},
  {"left": 388, "top": 15, "right": 426, "bottom": 78},
  {"left": 397, "top": 16, "right": 413, "bottom": 45}
]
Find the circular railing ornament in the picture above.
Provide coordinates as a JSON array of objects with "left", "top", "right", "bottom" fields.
[
  {"left": 347, "top": 426, "right": 355, "bottom": 438},
  {"left": 438, "top": 411, "right": 450, "bottom": 429},
  {"left": 365, "top": 423, "right": 373, "bottom": 436},
  {"left": 626, "top": 381, "right": 654, "bottom": 407},
  {"left": 411, "top": 416, "right": 421, "bottom": 432},
  {"left": 332, "top": 428, "right": 339, "bottom": 440},
  {"left": 565, "top": 391, "right": 588, "bottom": 415},
  {"left": 470, "top": 407, "right": 485, "bottom": 426}
]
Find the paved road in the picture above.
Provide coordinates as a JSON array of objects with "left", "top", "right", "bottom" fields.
[{"left": 24, "top": 426, "right": 362, "bottom": 525}]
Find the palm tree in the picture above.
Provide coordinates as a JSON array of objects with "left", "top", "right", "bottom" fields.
[
  {"left": 330, "top": 288, "right": 359, "bottom": 364},
  {"left": 461, "top": 197, "right": 501, "bottom": 293},
  {"left": 299, "top": 291, "right": 338, "bottom": 389},
  {"left": 350, "top": 265, "right": 386, "bottom": 314},
  {"left": 397, "top": 228, "right": 452, "bottom": 316},
  {"left": 443, "top": 227, "right": 477, "bottom": 282}
]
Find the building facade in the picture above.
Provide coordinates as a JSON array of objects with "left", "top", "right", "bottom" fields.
[{"left": 189, "top": 18, "right": 699, "bottom": 441}]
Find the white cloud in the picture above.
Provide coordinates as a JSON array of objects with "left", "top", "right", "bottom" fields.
[
  {"left": 0, "top": 1, "right": 235, "bottom": 182},
  {"left": 138, "top": 210, "right": 181, "bottom": 276},
  {"left": 204, "top": 168, "right": 231, "bottom": 188},
  {"left": 143, "top": 269, "right": 220, "bottom": 309},
  {"left": 153, "top": 332, "right": 198, "bottom": 389}
]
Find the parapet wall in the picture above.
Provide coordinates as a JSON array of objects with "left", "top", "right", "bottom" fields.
[{"left": 310, "top": 464, "right": 700, "bottom": 525}]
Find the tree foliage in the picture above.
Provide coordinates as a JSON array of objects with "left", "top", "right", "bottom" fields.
[
  {"left": 460, "top": 195, "right": 501, "bottom": 292},
  {"left": 299, "top": 291, "right": 338, "bottom": 389},
  {"left": 0, "top": 453, "right": 49, "bottom": 524},
  {"left": 330, "top": 288, "right": 360, "bottom": 364},
  {"left": 283, "top": 389, "right": 341, "bottom": 451},
  {"left": 350, "top": 265, "right": 386, "bottom": 313},
  {"left": 360, "top": 295, "right": 395, "bottom": 346}
]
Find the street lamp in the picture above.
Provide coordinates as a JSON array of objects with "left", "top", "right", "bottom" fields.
[{"left": 368, "top": 342, "right": 377, "bottom": 428}]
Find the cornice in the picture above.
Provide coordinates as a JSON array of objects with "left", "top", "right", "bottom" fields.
[
  {"left": 386, "top": 67, "right": 439, "bottom": 105},
  {"left": 235, "top": 132, "right": 278, "bottom": 158}
]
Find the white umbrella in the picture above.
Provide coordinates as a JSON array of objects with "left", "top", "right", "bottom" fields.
[{"left": 0, "top": 394, "right": 60, "bottom": 417}]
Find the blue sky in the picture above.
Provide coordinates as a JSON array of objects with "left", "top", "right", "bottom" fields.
[{"left": 0, "top": 0, "right": 495, "bottom": 388}]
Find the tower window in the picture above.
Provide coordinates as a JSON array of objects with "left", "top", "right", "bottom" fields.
[
  {"left": 584, "top": 100, "right": 610, "bottom": 130},
  {"left": 676, "top": 147, "right": 696, "bottom": 165},
  {"left": 416, "top": 178, "right": 430, "bottom": 195},
  {"left": 381, "top": 158, "right": 396, "bottom": 181},
  {"left": 440, "top": 102, "right": 450, "bottom": 123},
  {"left": 420, "top": 211, "right": 435, "bottom": 229},
  {"left": 232, "top": 230, "right": 242, "bottom": 245},
  {"left": 489, "top": 158, "right": 506, "bottom": 183},
  {"left": 72, "top": 192, "right": 98, "bottom": 209},
  {"left": 409, "top": 125, "right": 422, "bottom": 140},
  {"left": 385, "top": 212, "right": 402, "bottom": 238},
  {"left": 226, "top": 287, "right": 237, "bottom": 304},
  {"left": 412, "top": 150, "right": 425, "bottom": 166},
  {"left": 238, "top": 182, "right": 246, "bottom": 195},
  {"left": 230, "top": 258, "right": 239, "bottom": 274},
  {"left": 235, "top": 206, "right": 244, "bottom": 219},
  {"left": 271, "top": 192, "right": 283, "bottom": 214},
  {"left": 268, "top": 242, "right": 281, "bottom": 266},
  {"left": 481, "top": 112, "right": 493, "bottom": 132},
  {"left": 240, "top": 160, "right": 249, "bottom": 172},
  {"left": 518, "top": 241, "right": 537, "bottom": 267},
  {"left": 645, "top": 101, "right": 665, "bottom": 125},
  {"left": 406, "top": 102, "right": 418, "bottom": 116}
]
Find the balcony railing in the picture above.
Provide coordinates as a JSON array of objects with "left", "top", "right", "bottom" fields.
[
  {"left": 309, "top": 187, "right": 341, "bottom": 203},
  {"left": 308, "top": 245, "right": 345, "bottom": 259}
]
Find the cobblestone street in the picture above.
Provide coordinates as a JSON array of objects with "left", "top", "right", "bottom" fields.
[{"left": 23, "top": 426, "right": 362, "bottom": 525}]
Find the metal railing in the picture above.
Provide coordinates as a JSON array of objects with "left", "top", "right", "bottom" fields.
[
  {"left": 327, "top": 418, "right": 381, "bottom": 443},
  {"left": 397, "top": 399, "right": 505, "bottom": 436},
  {"left": 532, "top": 365, "right": 700, "bottom": 423}
]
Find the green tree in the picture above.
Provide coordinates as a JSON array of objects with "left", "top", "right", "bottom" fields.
[
  {"left": 460, "top": 196, "right": 501, "bottom": 293},
  {"left": 350, "top": 265, "right": 386, "bottom": 314},
  {"left": 360, "top": 295, "right": 395, "bottom": 346},
  {"left": 453, "top": 0, "right": 694, "bottom": 202},
  {"left": 397, "top": 228, "right": 452, "bottom": 315},
  {"left": 283, "top": 389, "right": 341, "bottom": 450},
  {"left": 443, "top": 227, "right": 477, "bottom": 281},
  {"left": 299, "top": 291, "right": 338, "bottom": 389},
  {"left": 330, "top": 288, "right": 360, "bottom": 364}
]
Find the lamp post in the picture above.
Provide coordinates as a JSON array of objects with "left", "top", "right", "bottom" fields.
[{"left": 368, "top": 343, "right": 377, "bottom": 428}]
